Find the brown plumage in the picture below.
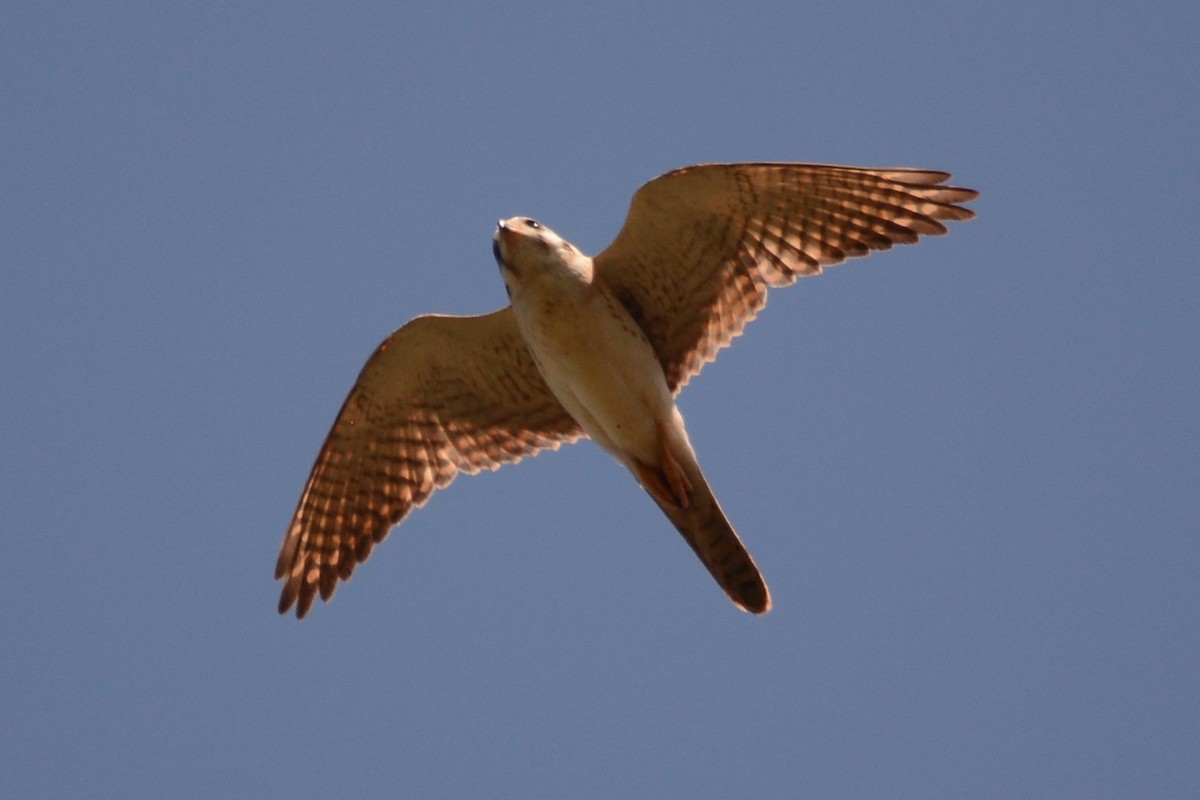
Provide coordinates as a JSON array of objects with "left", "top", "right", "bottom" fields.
[{"left": 276, "top": 163, "right": 977, "bottom": 618}]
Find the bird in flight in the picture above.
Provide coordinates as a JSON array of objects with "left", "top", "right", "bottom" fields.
[{"left": 276, "top": 162, "right": 977, "bottom": 618}]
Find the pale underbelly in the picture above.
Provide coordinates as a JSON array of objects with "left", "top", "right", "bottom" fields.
[{"left": 519, "top": 292, "right": 675, "bottom": 464}]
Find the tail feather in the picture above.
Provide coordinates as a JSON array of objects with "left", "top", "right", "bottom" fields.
[{"left": 647, "top": 459, "right": 771, "bottom": 614}]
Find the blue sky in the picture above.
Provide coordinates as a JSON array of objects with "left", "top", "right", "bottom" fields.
[{"left": 3, "top": 3, "right": 1197, "bottom": 797}]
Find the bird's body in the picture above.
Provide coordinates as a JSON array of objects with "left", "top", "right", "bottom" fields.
[
  {"left": 276, "top": 162, "right": 978, "bottom": 618},
  {"left": 495, "top": 218, "right": 768, "bottom": 611},
  {"left": 500, "top": 222, "right": 672, "bottom": 471}
]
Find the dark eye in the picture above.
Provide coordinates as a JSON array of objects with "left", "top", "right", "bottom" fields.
[{"left": 524, "top": 218, "right": 540, "bottom": 229}]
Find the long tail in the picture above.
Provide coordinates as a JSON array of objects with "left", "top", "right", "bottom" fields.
[{"left": 639, "top": 453, "right": 771, "bottom": 614}]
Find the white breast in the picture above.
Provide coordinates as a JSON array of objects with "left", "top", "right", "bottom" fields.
[{"left": 511, "top": 270, "right": 676, "bottom": 467}]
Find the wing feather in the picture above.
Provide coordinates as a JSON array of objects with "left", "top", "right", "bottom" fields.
[
  {"left": 594, "top": 163, "right": 978, "bottom": 392},
  {"left": 276, "top": 308, "right": 583, "bottom": 617}
]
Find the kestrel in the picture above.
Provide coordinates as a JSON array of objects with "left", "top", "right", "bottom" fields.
[{"left": 276, "top": 162, "right": 977, "bottom": 618}]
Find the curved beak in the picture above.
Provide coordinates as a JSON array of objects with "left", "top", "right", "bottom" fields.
[{"left": 492, "top": 221, "right": 509, "bottom": 267}]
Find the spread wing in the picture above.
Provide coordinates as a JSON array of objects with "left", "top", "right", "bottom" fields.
[
  {"left": 593, "top": 163, "right": 978, "bottom": 393},
  {"left": 276, "top": 309, "right": 584, "bottom": 618}
]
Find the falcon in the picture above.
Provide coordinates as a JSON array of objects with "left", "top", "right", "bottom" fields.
[{"left": 276, "top": 162, "right": 977, "bottom": 618}]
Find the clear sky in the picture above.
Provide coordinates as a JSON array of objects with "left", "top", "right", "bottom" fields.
[{"left": 3, "top": 3, "right": 1197, "bottom": 798}]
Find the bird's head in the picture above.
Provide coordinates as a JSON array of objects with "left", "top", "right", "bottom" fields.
[{"left": 492, "top": 217, "right": 589, "bottom": 298}]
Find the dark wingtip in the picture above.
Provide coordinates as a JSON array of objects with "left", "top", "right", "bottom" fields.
[
  {"left": 277, "top": 579, "right": 314, "bottom": 619},
  {"left": 277, "top": 585, "right": 297, "bottom": 616}
]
